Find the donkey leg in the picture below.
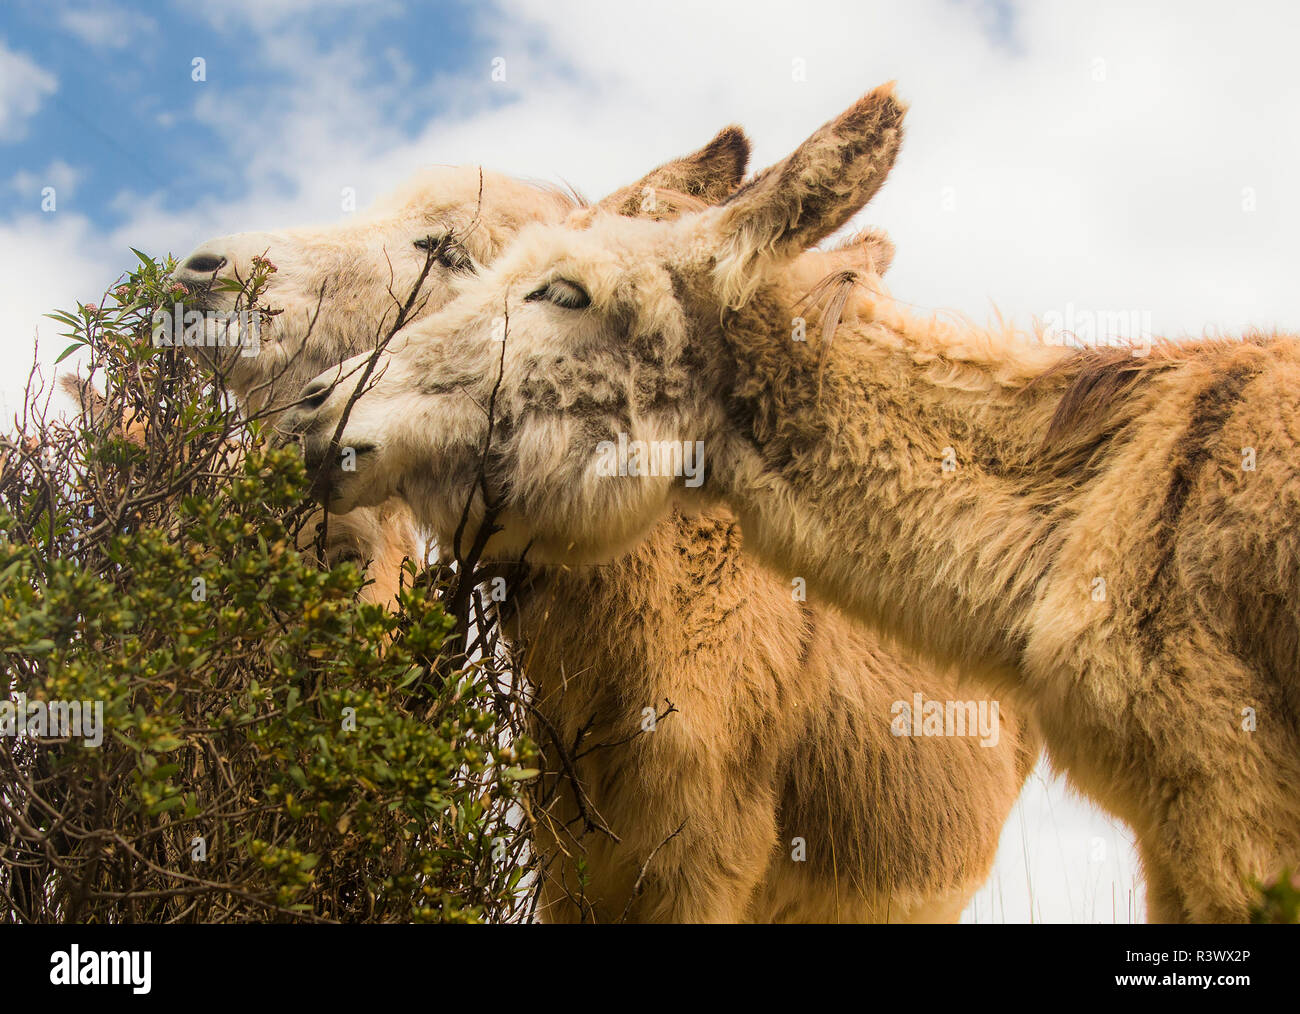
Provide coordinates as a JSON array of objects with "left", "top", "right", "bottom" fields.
[
  {"left": 1036, "top": 639, "right": 1281, "bottom": 923},
  {"left": 1147, "top": 806, "right": 1262, "bottom": 923},
  {"left": 610, "top": 717, "right": 781, "bottom": 922},
  {"left": 1139, "top": 681, "right": 1283, "bottom": 923},
  {"left": 1137, "top": 842, "right": 1191, "bottom": 923},
  {"left": 620, "top": 790, "right": 780, "bottom": 923}
]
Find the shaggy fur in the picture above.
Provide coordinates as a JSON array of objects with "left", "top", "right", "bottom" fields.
[
  {"left": 225, "top": 130, "right": 1036, "bottom": 922},
  {"left": 517, "top": 508, "right": 1035, "bottom": 922},
  {"left": 509, "top": 215, "right": 1032, "bottom": 921},
  {"left": 292, "top": 84, "right": 1300, "bottom": 922}
]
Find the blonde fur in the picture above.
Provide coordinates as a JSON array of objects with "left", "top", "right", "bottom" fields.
[
  {"left": 248, "top": 132, "right": 1038, "bottom": 922},
  {"left": 518, "top": 508, "right": 1036, "bottom": 922},
  {"left": 296, "top": 85, "right": 1300, "bottom": 922}
]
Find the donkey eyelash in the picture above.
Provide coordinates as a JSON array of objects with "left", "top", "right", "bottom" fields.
[
  {"left": 413, "top": 235, "right": 475, "bottom": 274},
  {"left": 524, "top": 279, "right": 591, "bottom": 310}
]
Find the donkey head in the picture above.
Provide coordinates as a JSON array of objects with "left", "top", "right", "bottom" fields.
[
  {"left": 171, "top": 127, "right": 751, "bottom": 412},
  {"left": 287, "top": 84, "right": 905, "bottom": 562}
]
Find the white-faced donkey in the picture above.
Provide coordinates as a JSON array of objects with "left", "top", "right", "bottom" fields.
[{"left": 186, "top": 127, "right": 1037, "bottom": 922}]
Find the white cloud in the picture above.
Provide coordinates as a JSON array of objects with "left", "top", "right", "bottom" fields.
[
  {"left": 58, "top": 5, "right": 156, "bottom": 50},
  {"left": 965, "top": 757, "right": 1146, "bottom": 924},
  {"left": 0, "top": 211, "right": 111, "bottom": 424},
  {"left": 188, "top": 0, "right": 398, "bottom": 32},
  {"left": 0, "top": 37, "right": 57, "bottom": 141},
  {"left": 9, "top": 159, "right": 82, "bottom": 203}
]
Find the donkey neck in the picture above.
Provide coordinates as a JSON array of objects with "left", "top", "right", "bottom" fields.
[
  {"left": 710, "top": 289, "right": 1079, "bottom": 680},
  {"left": 503, "top": 511, "right": 749, "bottom": 676}
]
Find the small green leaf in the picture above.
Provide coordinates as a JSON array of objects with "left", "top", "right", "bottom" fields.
[{"left": 54, "top": 342, "right": 83, "bottom": 364}]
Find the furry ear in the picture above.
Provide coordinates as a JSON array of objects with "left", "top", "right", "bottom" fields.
[
  {"left": 709, "top": 83, "right": 906, "bottom": 306},
  {"left": 819, "top": 227, "right": 896, "bottom": 276},
  {"left": 59, "top": 373, "right": 147, "bottom": 446},
  {"left": 591, "top": 125, "right": 750, "bottom": 219}
]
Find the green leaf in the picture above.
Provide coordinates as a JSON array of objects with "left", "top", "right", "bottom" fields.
[
  {"left": 112, "top": 730, "right": 143, "bottom": 752},
  {"left": 54, "top": 342, "right": 83, "bottom": 365}
]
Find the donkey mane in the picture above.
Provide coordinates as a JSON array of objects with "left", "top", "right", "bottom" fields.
[
  {"left": 529, "top": 178, "right": 590, "bottom": 210},
  {"left": 840, "top": 284, "right": 1282, "bottom": 465},
  {"left": 1034, "top": 345, "right": 1173, "bottom": 456},
  {"left": 1034, "top": 330, "right": 1286, "bottom": 458}
]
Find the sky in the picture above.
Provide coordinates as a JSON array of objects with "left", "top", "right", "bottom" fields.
[{"left": 5, "top": 0, "right": 1300, "bottom": 922}]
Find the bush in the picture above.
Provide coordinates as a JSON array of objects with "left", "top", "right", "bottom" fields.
[
  {"left": 0, "top": 253, "right": 537, "bottom": 922},
  {"left": 1250, "top": 870, "right": 1300, "bottom": 925}
]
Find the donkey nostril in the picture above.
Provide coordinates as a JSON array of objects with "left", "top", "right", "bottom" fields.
[
  {"left": 181, "top": 253, "right": 227, "bottom": 275},
  {"left": 300, "top": 379, "right": 332, "bottom": 411}
]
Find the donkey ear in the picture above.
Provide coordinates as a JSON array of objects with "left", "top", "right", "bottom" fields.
[
  {"left": 709, "top": 83, "right": 906, "bottom": 306},
  {"left": 820, "top": 227, "right": 895, "bottom": 276},
  {"left": 592, "top": 125, "right": 750, "bottom": 218}
]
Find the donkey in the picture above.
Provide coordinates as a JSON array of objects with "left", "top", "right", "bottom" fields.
[
  {"left": 170, "top": 162, "right": 583, "bottom": 604},
  {"left": 170, "top": 134, "right": 762, "bottom": 601},
  {"left": 288, "top": 83, "right": 1300, "bottom": 922},
  {"left": 183, "top": 133, "right": 1035, "bottom": 921},
  {"left": 504, "top": 196, "right": 1032, "bottom": 922}
]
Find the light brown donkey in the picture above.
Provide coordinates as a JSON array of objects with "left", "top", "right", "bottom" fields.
[
  {"left": 190, "top": 135, "right": 1036, "bottom": 921},
  {"left": 292, "top": 84, "right": 1300, "bottom": 922}
]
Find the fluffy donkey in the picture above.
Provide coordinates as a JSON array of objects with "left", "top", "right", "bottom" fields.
[
  {"left": 290, "top": 84, "right": 1300, "bottom": 922},
  {"left": 184, "top": 132, "right": 1035, "bottom": 921}
]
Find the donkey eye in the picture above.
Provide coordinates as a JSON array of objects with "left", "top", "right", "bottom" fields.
[
  {"left": 414, "top": 235, "right": 474, "bottom": 274},
  {"left": 524, "top": 279, "right": 590, "bottom": 310}
]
